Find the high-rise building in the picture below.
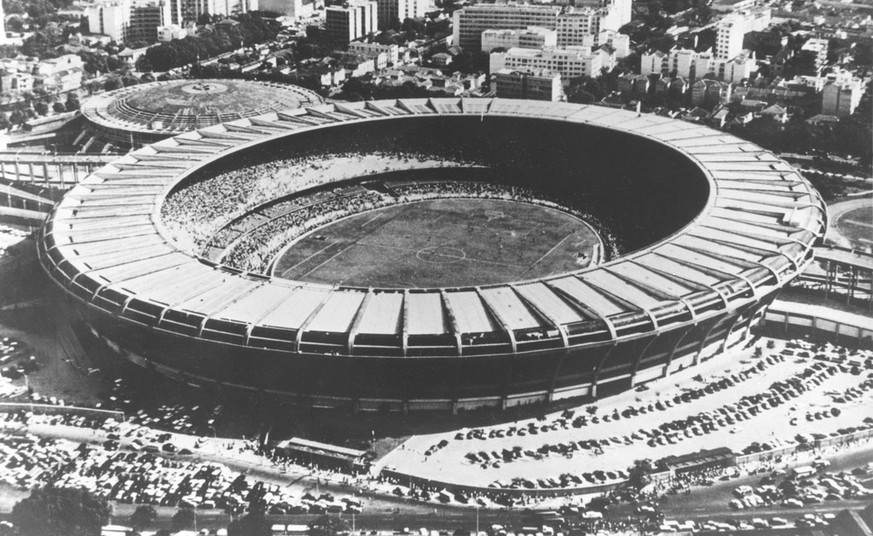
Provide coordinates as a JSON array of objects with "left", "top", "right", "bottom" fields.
[
  {"left": 715, "top": 8, "right": 770, "bottom": 59},
  {"left": 641, "top": 47, "right": 754, "bottom": 84},
  {"left": 260, "top": 0, "right": 319, "bottom": 19},
  {"left": 481, "top": 26, "right": 556, "bottom": 52},
  {"left": 326, "top": 0, "right": 378, "bottom": 44},
  {"left": 556, "top": 7, "right": 601, "bottom": 47},
  {"left": 715, "top": 15, "right": 745, "bottom": 60},
  {"left": 453, "top": 1, "right": 630, "bottom": 51},
  {"left": 800, "top": 37, "right": 828, "bottom": 75},
  {"left": 612, "top": 0, "right": 631, "bottom": 29},
  {"left": 821, "top": 79, "right": 862, "bottom": 117},
  {"left": 87, "top": 0, "right": 131, "bottom": 42},
  {"left": 490, "top": 45, "right": 609, "bottom": 81},
  {"left": 376, "top": 0, "right": 430, "bottom": 30},
  {"left": 599, "top": 29, "right": 629, "bottom": 58},
  {"left": 452, "top": 4, "right": 562, "bottom": 51},
  {"left": 494, "top": 68, "right": 562, "bottom": 100},
  {"left": 129, "top": 0, "right": 173, "bottom": 42},
  {"left": 87, "top": 0, "right": 176, "bottom": 43},
  {"left": 172, "top": 0, "right": 256, "bottom": 24}
]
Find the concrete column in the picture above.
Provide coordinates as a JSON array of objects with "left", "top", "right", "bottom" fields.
[{"left": 824, "top": 261, "right": 832, "bottom": 299}]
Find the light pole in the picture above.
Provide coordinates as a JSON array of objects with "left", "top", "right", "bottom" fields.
[{"left": 476, "top": 504, "right": 479, "bottom": 536}]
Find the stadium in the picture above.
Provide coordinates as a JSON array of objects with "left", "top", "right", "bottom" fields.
[
  {"left": 38, "top": 98, "right": 827, "bottom": 412},
  {"left": 78, "top": 79, "right": 322, "bottom": 151}
]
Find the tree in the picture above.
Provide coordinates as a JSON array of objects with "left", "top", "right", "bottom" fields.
[
  {"left": 308, "top": 515, "right": 349, "bottom": 536},
  {"left": 103, "top": 76, "right": 122, "bottom": 91},
  {"left": 6, "top": 15, "right": 25, "bottom": 32},
  {"left": 9, "top": 109, "right": 27, "bottom": 125},
  {"left": 567, "top": 86, "right": 596, "bottom": 104},
  {"left": 853, "top": 38, "right": 873, "bottom": 67},
  {"left": 626, "top": 459, "right": 655, "bottom": 491},
  {"left": 228, "top": 512, "right": 272, "bottom": 536},
  {"left": 400, "top": 17, "right": 426, "bottom": 35},
  {"left": 172, "top": 508, "right": 196, "bottom": 531},
  {"left": 79, "top": 50, "right": 109, "bottom": 75},
  {"left": 52, "top": 102, "right": 66, "bottom": 113},
  {"left": 11, "top": 487, "right": 111, "bottom": 536},
  {"left": 129, "top": 505, "right": 157, "bottom": 531},
  {"left": 121, "top": 73, "right": 141, "bottom": 87},
  {"left": 65, "top": 94, "right": 80, "bottom": 111},
  {"left": 34, "top": 101, "right": 49, "bottom": 116}
]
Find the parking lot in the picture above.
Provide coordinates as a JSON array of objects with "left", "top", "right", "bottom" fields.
[{"left": 381, "top": 339, "right": 873, "bottom": 491}]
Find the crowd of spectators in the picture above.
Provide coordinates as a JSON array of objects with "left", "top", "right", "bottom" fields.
[
  {"left": 215, "top": 179, "right": 617, "bottom": 274},
  {"left": 221, "top": 190, "right": 389, "bottom": 272},
  {"left": 160, "top": 151, "right": 475, "bottom": 255},
  {"left": 159, "top": 143, "right": 623, "bottom": 275}
]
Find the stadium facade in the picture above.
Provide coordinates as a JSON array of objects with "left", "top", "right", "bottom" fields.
[{"left": 39, "top": 99, "right": 826, "bottom": 412}]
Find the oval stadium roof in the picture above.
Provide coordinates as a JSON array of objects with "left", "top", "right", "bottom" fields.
[{"left": 42, "top": 98, "right": 827, "bottom": 351}]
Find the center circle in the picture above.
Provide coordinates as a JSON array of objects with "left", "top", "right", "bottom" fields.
[{"left": 416, "top": 246, "right": 467, "bottom": 264}]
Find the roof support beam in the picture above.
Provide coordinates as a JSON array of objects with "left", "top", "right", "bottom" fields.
[
  {"left": 475, "top": 288, "right": 517, "bottom": 354},
  {"left": 346, "top": 290, "right": 374, "bottom": 354},
  {"left": 546, "top": 282, "right": 618, "bottom": 340},
  {"left": 439, "top": 291, "right": 463, "bottom": 356}
]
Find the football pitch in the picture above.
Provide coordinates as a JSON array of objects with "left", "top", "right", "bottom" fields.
[{"left": 272, "top": 198, "right": 602, "bottom": 288}]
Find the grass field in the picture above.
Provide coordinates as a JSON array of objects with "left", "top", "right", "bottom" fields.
[{"left": 272, "top": 198, "right": 602, "bottom": 288}]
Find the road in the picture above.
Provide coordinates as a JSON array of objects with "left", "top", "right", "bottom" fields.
[
  {"left": 778, "top": 153, "right": 872, "bottom": 182},
  {"left": 0, "top": 420, "right": 520, "bottom": 528},
  {"left": 2, "top": 418, "right": 873, "bottom": 532},
  {"left": 610, "top": 442, "right": 873, "bottom": 524},
  {"left": 826, "top": 197, "right": 873, "bottom": 247}
]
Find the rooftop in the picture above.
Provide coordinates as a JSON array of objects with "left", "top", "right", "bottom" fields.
[
  {"left": 42, "top": 99, "right": 825, "bottom": 348},
  {"left": 82, "top": 79, "right": 322, "bottom": 135}
]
